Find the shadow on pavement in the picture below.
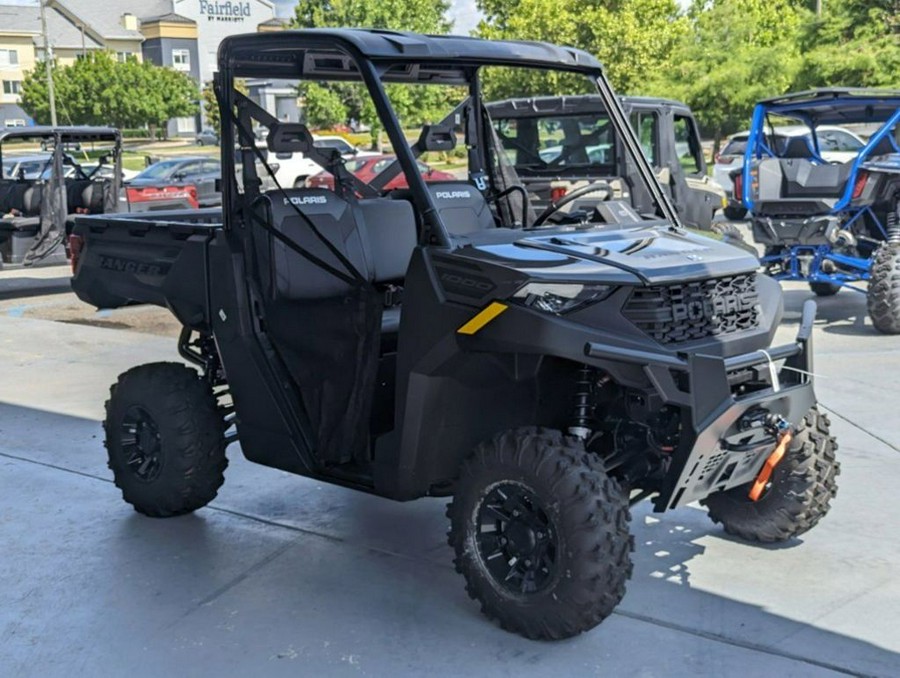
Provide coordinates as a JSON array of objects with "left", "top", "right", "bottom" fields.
[
  {"left": 1, "top": 401, "right": 898, "bottom": 676},
  {"left": 781, "top": 288, "right": 875, "bottom": 337},
  {"left": 0, "top": 276, "right": 71, "bottom": 301}
]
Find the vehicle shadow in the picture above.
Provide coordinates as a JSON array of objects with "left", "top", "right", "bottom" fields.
[
  {"left": 0, "top": 275, "right": 71, "bottom": 301},
  {"left": 780, "top": 288, "right": 875, "bottom": 337}
]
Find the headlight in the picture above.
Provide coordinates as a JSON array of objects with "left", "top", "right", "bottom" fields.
[{"left": 511, "top": 282, "right": 613, "bottom": 314}]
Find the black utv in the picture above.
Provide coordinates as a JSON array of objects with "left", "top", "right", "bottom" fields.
[
  {"left": 486, "top": 95, "right": 728, "bottom": 232},
  {"left": 70, "top": 29, "right": 838, "bottom": 640},
  {"left": 0, "top": 126, "right": 121, "bottom": 266}
]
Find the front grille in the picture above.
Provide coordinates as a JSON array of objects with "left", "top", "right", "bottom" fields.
[{"left": 624, "top": 273, "right": 761, "bottom": 344}]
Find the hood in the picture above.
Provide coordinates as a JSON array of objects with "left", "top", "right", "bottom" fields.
[{"left": 458, "top": 226, "right": 760, "bottom": 285}]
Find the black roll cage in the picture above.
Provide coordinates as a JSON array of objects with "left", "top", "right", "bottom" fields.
[{"left": 215, "top": 29, "right": 680, "bottom": 249}]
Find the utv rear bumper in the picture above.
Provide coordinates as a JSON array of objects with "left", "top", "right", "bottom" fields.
[
  {"left": 751, "top": 213, "right": 839, "bottom": 247},
  {"left": 585, "top": 299, "right": 818, "bottom": 511}
]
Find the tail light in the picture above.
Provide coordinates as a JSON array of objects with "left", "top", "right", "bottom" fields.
[
  {"left": 851, "top": 170, "right": 869, "bottom": 200},
  {"left": 732, "top": 172, "right": 742, "bottom": 198},
  {"left": 126, "top": 185, "right": 199, "bottom": 210},
  {"left": 550, "top": 186, "right": 568, "bottom": 203},
  {"left": 68, "top": 234, "right": 84, "bottom": 275}
]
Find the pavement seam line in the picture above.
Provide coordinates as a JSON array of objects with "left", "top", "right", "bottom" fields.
[
  {"left": 819, "top": 402, "right": 900, "bottom": 454},
  {"left": 0, "top": 449, "right": 883, "bottom": 676},
  {"left": 612, "top": 609, "right": 875, "bottom": 678}
]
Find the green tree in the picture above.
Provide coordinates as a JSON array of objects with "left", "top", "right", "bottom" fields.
[
  {"left": 646, "top": 0, "right": 803, "bottom": 154},
  {"left": 292, "top": 0, "right": 452, "bottom": 146},
  {"left": 21, "top": 52, "right": 198, "bottom": 133},
  {"left": 202, "top": 78, "right": 248, "bottom": 134},
  {"left": 794, "top": 0, "right": 900, "bottom": 89},
  {"left": 477, "top": 0, "right": 688, "bottom": 94},
  {"left": 303, "top": 81, "right": 349, "bottom": 129}
]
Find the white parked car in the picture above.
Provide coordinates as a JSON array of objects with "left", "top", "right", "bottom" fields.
[
  {"left": 714, "top": 125, "right": 866, "bottom": 197},
  {"left": 255, "top": 134, "right": 377, "bottom": 188}
]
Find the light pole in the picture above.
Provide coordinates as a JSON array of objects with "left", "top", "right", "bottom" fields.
[{"left": 39, "top": 0, "right": 57, "bottom": 127}]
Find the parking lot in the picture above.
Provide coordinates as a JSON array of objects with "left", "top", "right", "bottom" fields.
[{"left": 0, "top": 259, "right": 898, "bottom": 677}]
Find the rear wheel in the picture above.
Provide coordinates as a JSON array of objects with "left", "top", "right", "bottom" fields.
[
  {"left": 447, "top": 427, "right": 632, "bottom": 640},
  {"left": 867, "top": 242, "right": 900, "bottom": 334},
  {"left": 701, "top": 408, "right": 838, "bottom": 543},
  {"left": 104, "top": 362, "right": 227, "bottom": 517},
  {"left": 809, "top": 281, "right": 841, "bottom": 297}
]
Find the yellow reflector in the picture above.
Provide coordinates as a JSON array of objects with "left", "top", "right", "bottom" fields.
[{"left": 457, "top": 301, "right": 508, "bottom": 335}]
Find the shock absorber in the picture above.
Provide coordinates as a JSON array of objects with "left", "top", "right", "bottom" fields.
[
  {"left": 887, "top": 199, "right": 900, "bottom": 245},
  {"left": 568, "top": 365, "right": 596, "bottom": 440}
]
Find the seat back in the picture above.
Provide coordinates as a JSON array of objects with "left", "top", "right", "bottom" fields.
[
  {"left": 355, "top": 198, "right": 417, "bottom": 283},
  {"left": 424, "top": 182, "right": 495, "bottom": 236},
  {"left": 782, "top": 136, "right": 815, "bottom": 159},
  {"left": 66, "top": 179, "right": 93, "bottom": 212},
  {"left": 256, "top": 188, "right": 372, "bottom": 300},
  {"left": 20, "top": 184, "right": 42, "bottom": 216}
]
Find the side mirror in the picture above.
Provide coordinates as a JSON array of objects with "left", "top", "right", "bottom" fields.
[{"left": 172, "top": 171, "right": 186, "bottom": 181}]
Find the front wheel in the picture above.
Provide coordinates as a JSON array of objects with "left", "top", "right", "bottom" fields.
[
  {"left": 447, "top": 427, "right": 633, "bottom": 640},
  {"left": 701, "top": 408, "right": 838, "bottom": 543},
  {"left": 867, "top": 242, "right": 900, "bottom": 334},
  {"left": 104, "top": 362, "right": 227, "bottom": 517}
]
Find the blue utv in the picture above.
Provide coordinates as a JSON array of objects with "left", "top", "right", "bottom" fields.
[{"left": 736, "top": 88, "right": 900, "bottom": 333}]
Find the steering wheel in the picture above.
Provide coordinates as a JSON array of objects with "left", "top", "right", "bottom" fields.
[{"left": 532, "top": 181, "right": 612, "bottom": 227}]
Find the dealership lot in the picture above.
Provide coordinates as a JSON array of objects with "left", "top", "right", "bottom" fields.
[{"left": 0, "top": 266, "right": 898, "bottom": 677}]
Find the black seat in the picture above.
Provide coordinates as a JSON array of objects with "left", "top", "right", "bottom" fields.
[
  {"left": 782, "top": 136, "right": 816, "bottom": 159},
  {"left": 423, "top": 182, "right": 496, "bottom": 237},
  {"left": 254, "top": 188, "right": 372, "bottom": 300},
  {"left": 255, "top": 188, "right": 417, "bottom": 346},
  {"left": 869, "top": 135, "right": 898, "bottom": 157}
]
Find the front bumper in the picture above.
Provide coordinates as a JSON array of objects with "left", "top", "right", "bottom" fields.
[{"left": 585, "top": 299, "right": 818, "bottom": 511}]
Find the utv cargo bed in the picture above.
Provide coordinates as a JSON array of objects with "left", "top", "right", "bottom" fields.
[{"left": 70, "top": 209, "right": 221, "bottom": 322}]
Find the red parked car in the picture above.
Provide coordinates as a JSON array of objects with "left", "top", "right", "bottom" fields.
[{"left": 307, "top": 154, "right": 456, "bottom": 190}]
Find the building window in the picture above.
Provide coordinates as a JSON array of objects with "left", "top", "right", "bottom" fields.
[
  {"left": 0, "top": 49, "right": 19, "bottom": 67},
  {"left": 116, "top": 52, "right": 133, "bottom": 63},
  {"left": 172, "top": 49, "right": 190, "bottom": 72},
  {"left": 3, "top": 80, "right": 22, "bottom": 95},
  {"left": 175, "top": 116, "right": 195, "bottom": 134}
]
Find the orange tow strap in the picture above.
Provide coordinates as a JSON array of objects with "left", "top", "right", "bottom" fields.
[{"left": 748, "top": 430, "right": 793, "bottom": 502}]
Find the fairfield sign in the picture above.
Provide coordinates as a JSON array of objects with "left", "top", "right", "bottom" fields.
[{"left": 198, "top": 0, "right": 251, "bottom": 21}]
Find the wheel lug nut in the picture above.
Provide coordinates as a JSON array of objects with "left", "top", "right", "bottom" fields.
[{"left": 512, "top": 509, "right": 519, "bottom": 517}]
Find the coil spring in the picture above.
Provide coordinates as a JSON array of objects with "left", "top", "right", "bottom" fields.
[
  {"left": 571, "top": 365, "right": 595, "bottom": 433},
  {"left": 887, "top": 205, "right": 900, "bottom": 245}
]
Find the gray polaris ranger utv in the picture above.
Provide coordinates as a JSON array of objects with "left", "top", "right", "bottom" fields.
[{"left": 70, "top": 29, "right": 838, "bottom": 640}]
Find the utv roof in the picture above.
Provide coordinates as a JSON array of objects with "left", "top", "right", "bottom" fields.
[
  {"left": 485, "top": 94, "right": 690, "bottom": 117},
  {"left": 219, "top": 29, "right": 603, "bottom": 82},
  {"left": 758, "top": 88, "right": 900, "bottom": 124},
  {"left": 0, "top": 126, "right": 120, "bottom": 143}
]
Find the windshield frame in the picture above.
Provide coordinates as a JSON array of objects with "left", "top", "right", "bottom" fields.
[{"left": 217, "top": 31, "right": 682, "bottom": 246}]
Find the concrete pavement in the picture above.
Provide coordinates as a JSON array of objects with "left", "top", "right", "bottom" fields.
[{"left": 0, "top": 281, "right": 899, "bottom": 677}]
